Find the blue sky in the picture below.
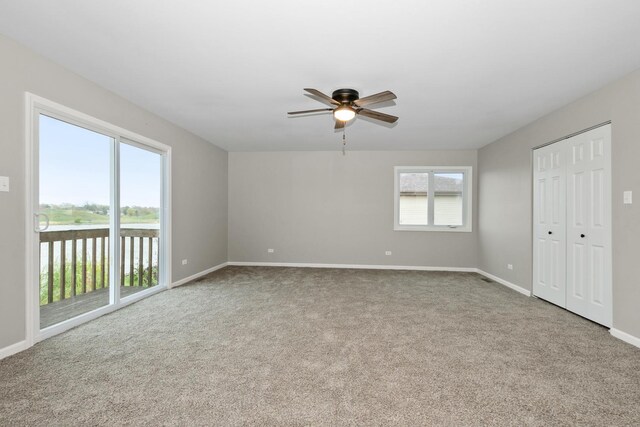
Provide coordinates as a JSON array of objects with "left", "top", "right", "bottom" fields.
[{"left": 39, "top": 114, "right": 161, "bottom": 207}]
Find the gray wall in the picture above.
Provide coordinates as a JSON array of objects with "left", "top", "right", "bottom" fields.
[
  {"left": 478, "top": 69, "right": 640, "bottom": 338},
  {"left": 0, "top": 35, "right": 228, "bottom": 350},
  {"left": 229, "top": 151, "right": 478, "bottom": 267}
]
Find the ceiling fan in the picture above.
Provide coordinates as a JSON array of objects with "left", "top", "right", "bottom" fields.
[{"left": 288, "top": 88, "right": 398, "bottom": 129}]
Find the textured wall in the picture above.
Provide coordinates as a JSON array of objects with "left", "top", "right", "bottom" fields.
[
  {"left": 229, "top": 150, "right": 478, "bottom": 268},
  {"left": 0, "top": 35, "right": 228, "bottom": 350},
  {"left": 478, "top": 69, "right": 640, "bottom": 338}
]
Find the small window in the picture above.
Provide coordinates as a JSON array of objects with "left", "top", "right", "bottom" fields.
[{"left": 394, "top": 166, "right": 472, "bottom": 232}]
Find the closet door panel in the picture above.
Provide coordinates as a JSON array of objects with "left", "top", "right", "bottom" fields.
[
  {"left": 567, "top": 135, "right": 590, "bottom": 316},
  {"left": 586, "top": 129, "right": 611, "bottom": 326},
  {"left": 533, "top": 145, "right": 566, "bottom": 306},
  {"left": 566, "top": 125, "right": 611, "bottom": 326},
  {"left": 590, "top": 245, "right": 605, "bottom": 306},
  {"left": 569, "top": 240, "right": 587, "bottom": 306}
]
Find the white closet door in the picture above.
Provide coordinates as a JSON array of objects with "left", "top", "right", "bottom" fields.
[
  {"left": 566, "top": 125, "right": 612, "bottom": 326},
  {"left": 533, "top": 143, "right": 566, "bottom": 306}
]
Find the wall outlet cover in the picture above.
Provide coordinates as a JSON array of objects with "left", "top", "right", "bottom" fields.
[{"left": 0, "top": 176, "right": 9, "bottom": 192}]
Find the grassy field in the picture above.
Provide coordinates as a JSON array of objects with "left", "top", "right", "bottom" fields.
[{"left": 41, "top": 204, "right": 159, "bottom": 225}]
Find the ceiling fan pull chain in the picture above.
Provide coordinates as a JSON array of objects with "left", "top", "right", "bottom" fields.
[{"left": 342, "top": 127, "right": 347, "bottom": 155}]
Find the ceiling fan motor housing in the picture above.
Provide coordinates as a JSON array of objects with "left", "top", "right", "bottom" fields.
[{"left": 332, "top": 89, "right": 359, "bottom": 104}]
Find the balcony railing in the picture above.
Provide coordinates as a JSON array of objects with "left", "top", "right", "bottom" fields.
[{"left": 39, "top": 227, "right": 159, "bottom": 305}]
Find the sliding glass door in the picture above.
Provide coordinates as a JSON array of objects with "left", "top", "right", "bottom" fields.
[
  {"left": 33, "top": 104, "right": 168, "bottom": 335},
  {"left": 38, "top": 115, "right": 114, "bottom": 329}
]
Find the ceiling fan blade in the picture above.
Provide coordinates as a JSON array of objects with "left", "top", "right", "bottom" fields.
[
  {"left": 288, "top": 108, "right": 333, "bottom": 115},
  {"left": 335, "top": 120, "right": 345, "bottom": 130},
  {"left": 304, "top": 88, "right": 340, "bottom": 106},
  {"left": 353, "top": 90, "right": 397, "bottom": 107},
  {"left": 357, "top": 108, "right": 399, "bottom": 123}
]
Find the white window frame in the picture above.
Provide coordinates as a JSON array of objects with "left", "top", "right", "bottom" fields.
[{"left": 394, "top": 166, "right": 472, "bottom": 232}]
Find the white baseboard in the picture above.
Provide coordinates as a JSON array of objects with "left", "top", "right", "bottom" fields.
[
  {"left": 0, "top": 339, "right": 29, "bottom": 361},
  {"left": 170, "top": 262, "right": 228, "bottom": 288},
  {"left": 227, "top": 262, "right": 535, "bottom": 298},
  {"left": 610, "top": 328, "right": 640, "bottom": 349},
  {"left": 227, "top": 263, "right": 532, "bottom": 298},
  {"left": 184, "top": 261, "right": 531, "bottom": 297},
  {"left": 475, "top": 269, "right": 532, "bottom": 297},
  {"left": 229, "top": 262, "right": 532, "bottom": 297},
  {"left": 227, "top": 261, "right": 477, "bottom": 272}
]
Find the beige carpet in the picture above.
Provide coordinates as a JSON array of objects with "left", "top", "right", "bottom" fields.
[{"left": 1, "top": 266, "right": 639, "bottom": 426}]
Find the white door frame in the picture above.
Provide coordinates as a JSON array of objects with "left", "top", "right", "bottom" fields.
[{"left": 24, "top": 93, "right": 172, "bottom": 345}]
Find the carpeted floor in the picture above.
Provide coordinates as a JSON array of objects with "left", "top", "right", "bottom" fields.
[{"left": 1, "top": 266, "right": 639, "bottom": 426}]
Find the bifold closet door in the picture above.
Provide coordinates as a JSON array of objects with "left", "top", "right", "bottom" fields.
[
  {"left": 533, "top": 143, "right": 567, "bottom": 307},
  {"left": 566, "top": 125, "right": 612, "bottom": 327}
]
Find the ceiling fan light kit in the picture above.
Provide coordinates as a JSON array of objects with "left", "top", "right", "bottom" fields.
[
  {"left": 334, "top": 105, "right": 356, "bottom": 122},
  {"left": 288, "top": 87, "right": 398, "bottom": 130}
]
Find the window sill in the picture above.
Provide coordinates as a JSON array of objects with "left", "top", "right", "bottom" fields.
[{"left": 394, "top": 225, "right": 472, "bottom": 233}]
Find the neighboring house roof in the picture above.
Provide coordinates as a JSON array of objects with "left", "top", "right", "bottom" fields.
[{"left": 400, "top": 173, "right": 463, "bottom": 193}]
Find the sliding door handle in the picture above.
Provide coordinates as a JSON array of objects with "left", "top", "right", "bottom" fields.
[
  {"left": 34, "top": 213, "right": 50, "bottom": 232},
  {"left": 580, "top": 234, "right": 585, "bottom": 238}
]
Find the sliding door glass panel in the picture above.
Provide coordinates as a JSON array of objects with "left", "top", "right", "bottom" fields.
[
  {"left": 398, "top": 172, "right": 429, "bottom": 225},
  {"left": 119, "top": 141, "right": 162, "bottom": 298},
  {"left": 39, "top": 114, "right": 113, "bottom": 329},
  {"left": 433, "top": 172, "right": 464, "bottom": 226}
]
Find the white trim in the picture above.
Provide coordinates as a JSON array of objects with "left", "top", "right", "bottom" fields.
[
  {"left": 610, "top": 328, "right": 640, "bottom": 349},
  {"left": 110, "top": 137, "right": 121, "bottom": 306},
  {"left": 163, "top": 148, "right": 173, "bottom": 290},
  {"left": 0, "top": 340, "right": 29, "bottom": 361},
  {"left": 227, "top": 262, "right": 531, "bottom": 297},
  {"left": 170, "top": 262, "right": 229, "bottom": 288},
  {"left": 39, "top": 307, "right": 117, "bottom": 342},
  {"left": 28, "top": 93, "right": 171, "bottom": 152},
  {"left": 38, "top": 288, "right": 166, "bottom": 341},
  {"left": 38, "top": 285, "right": 167, "bottom": 342},
  {"left": 476, "top": 269, "right": 532, "bottom": 296},
  {"left": 24, "top": 93, "right": 37, "bottom": 349},
  {"left": 227, "top": 261, "right": 477, "bottom": 272}
]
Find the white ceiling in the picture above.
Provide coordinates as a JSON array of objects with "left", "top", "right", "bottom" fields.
[{"left": 1, "top": 1, "right": 640, "bottom": 151}]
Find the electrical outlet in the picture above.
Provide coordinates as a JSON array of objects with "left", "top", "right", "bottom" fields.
[
  {"left": 0, "top": 176, "right": 9, "bottom": 192},
  {"left": 624, "top": 190, "right": 632, "bottom": 204},
  {"left": 267, "top": 248, "right": 275, "bottom": 253},
  {"left": 385, "top": 251, "right": 392, "bottom": 256},
  {"left": 507, "top": 264, "right": 513, "bottom": 270},
  {"left": 182, "top": 259, "right": 188, "bottom": 265}
]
